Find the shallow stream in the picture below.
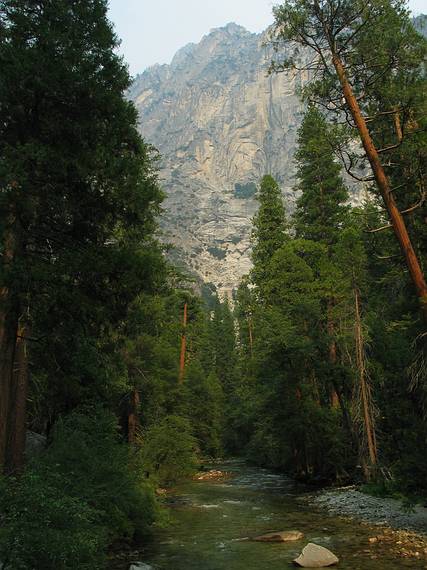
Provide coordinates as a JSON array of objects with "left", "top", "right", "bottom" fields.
[{"left": 138, "top": 461, "right": 425, "bottom": 569}]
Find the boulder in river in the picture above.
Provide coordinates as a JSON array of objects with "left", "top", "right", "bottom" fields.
[
  {"left": 129, "top": 563, "right": 153, "bottom": 570},
  {"left": 253, "top": 530, "right": 304, "bottom": 542},
  {"left": 293, "top": 543, "right": 339, "bottom": 567},
  {"left": 195, "top": 469, "right": 229, "bottom": 480}
]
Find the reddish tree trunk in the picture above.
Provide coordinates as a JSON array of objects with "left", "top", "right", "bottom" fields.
[
  {"left": 5, "top": 318, "right": 29, "bottom": 474},
  {"left": 354, "top": 288, "right": 377, "bottom": 475},
  {"left": 332, "top": 54, "right": 427, "bottom": 321},
  {"left": 248, "top": 316, "right": 254, "bottom": 357},
  {"left": 178, "top": 302, "right": 188, "bottom": 384},
  {"left": 0, "top": 215, "right": 20, "bottom": 472},
  {"left": 127, "top": 388, "right": 140, "bottom": 444}
]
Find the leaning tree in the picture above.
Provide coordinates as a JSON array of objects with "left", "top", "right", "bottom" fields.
[{"left": 271, "top": 0, "right": 427, "bottom": 320}]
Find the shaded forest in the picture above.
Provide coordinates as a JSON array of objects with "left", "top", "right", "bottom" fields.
[{"left": 0, "top": 0, "right": 426, "bottom": 568}]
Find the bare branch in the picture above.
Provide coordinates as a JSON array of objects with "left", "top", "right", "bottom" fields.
[
  {"left": 363, "top": 108, "right": 404, "bottom": 121},
  {"left": 367, "top": 224, "right": 392, "bottom": 233},
  {"left": 335, "top": 145, "right": 374, "bottom": 182},
  {"left": 400, "top": 187, "right": 426, "bottom": 215},
  {"left": 377, "top": 141, "right": 403, "bottom": 154},
  {"left": 390, "top": 183, "right": 405, "bottom": 193}
]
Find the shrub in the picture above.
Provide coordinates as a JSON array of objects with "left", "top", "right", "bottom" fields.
[
  {"left": 41, "top": 407, "right": 157, "bottom": 540},
  {"left": 0, "top": 407, "right": 158, "bottom": 569},
  {"left": 140, "top": 415, "right": 198, "bottom": 486},
  {"left": 0, "top": 471, "right": 105, "bottom": 570}
]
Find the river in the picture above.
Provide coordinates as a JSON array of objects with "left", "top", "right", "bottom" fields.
[{"left": 122, "top": 460, "right": 426, "bottom": 569}]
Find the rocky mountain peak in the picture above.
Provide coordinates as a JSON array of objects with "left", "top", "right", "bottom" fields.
[{"left": 129, "top": 23, "right": 360, "bottom": 298}]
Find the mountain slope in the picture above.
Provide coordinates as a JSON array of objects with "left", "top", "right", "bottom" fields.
[{"left": 129, "top": 23, "right": 336, "bottom": 296}]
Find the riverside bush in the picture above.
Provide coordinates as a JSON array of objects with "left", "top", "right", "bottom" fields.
[
  {"left": 0, "top": 407, "right": 157, "bottom": 569},
  {"left": 140, "top": 415, "right": 198, "bottom": 486},
  {"left": 41, "top": 407, "right": 157, "bottom": 540},
  {"left": 0, "top": 471, "right": 105, "bottom": 570}
]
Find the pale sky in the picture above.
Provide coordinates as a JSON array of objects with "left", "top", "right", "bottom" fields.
[{"left": 107, "top": 0, "right": 427, "bottom": 76}]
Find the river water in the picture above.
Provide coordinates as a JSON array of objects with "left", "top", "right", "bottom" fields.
[{"left": 137, "top": 461, "right": 425, "bottom": 569}]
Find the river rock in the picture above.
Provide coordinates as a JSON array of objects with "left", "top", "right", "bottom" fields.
[
  {"left": 253, "top": 530, "right": 304, "bottom": 542},
  {"left": 293, "top": 543, "right": 339, "bottom": 567},
  {"left": 129, "top": 563, "right": 153, "bottom": 570},
  {"left": 196, "top": 469, "right": 230, "bottom": 480},
  {"left": 25, "top": 430, "right": 46, "bottom": 458}
]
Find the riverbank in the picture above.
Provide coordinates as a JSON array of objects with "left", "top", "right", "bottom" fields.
[{"left": 306, "top": 486, "right": 427, "bottom": 560}]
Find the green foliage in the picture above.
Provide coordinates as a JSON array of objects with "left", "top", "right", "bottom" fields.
[
  {"left": 251, "top": 175, "right": 288, "bottom": 297},
  {"left": 361, "top": 480, "right": 419, "bottom": 512},
  {"left": 237, "top": 115, "right": 356, "bottom": 481},
  {"left": 0, "top": 471, "right": 105, "bottom": 570},
  {"left": 294, "top": 107, "right": 349, "bottom": 243},
  {"left": 140, "top": 415, "right": 198, "bottom": 486},
  {"left": 42, "top": 407, "right": 157, "bottom": 540},
  {"left": 0, "top": 407, "right": 157, "bottom": 569},
  {"left": 0, "top": 0, "right": 166, "bottom": 432},
  {"left": 187, "top": 363, "right": 224, "bottom": 457},
  {"left": 209, "top": 296, "right": 238, "bottom": 392}
]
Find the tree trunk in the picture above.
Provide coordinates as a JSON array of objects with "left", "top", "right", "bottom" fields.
[
  {"left": 327, "top": 300, "right": 340, "bottom": 408},
  {"left": 327, "top": 303, "right": 356, "bottom": 446},
  {"left": 0, "top": 214, "right": 20, "bottom": 472},
  {"left": 332, "top": 54, "right": 427, "bottom": 321},
  {"left": 178, "top": 302, "right": 188, "bottom": 384},
  {"left": 354, "top": 287, "right": 377, "bottom": 476},
  {"left": 5, "top": 317, "right": 29, "bottom": 474},
  {"left": 0, "top": 313, "right": 18, "bottom": 471},
  {"left": 248, "top": 316, "right": 254, "bottom": 357},
  {"left": 127, "top": 388, "right": 140, "bottom": 444}
]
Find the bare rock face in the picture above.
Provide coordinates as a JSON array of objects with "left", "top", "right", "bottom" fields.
[
  {"left": 253, "top": 530, "right": 304, "bottom": 542},
  {"left": 129, "top": 23, "right": 360, "bottom": 296},
  {"left": 293, "top": 543, "right": 339, "bottom": 567}
]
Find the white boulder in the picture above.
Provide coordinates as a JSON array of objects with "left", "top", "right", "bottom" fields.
[{"left": 293, "top": 542, "right": 339, "bottom": 567}]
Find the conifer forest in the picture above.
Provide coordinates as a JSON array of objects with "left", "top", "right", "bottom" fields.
[{"left": 0, "top": 1, "right": 426, "bottom": 568}]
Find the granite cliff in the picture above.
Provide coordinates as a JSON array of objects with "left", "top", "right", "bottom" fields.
[{"left": 129, "top": 23, "right": 328, "bottom": 296}]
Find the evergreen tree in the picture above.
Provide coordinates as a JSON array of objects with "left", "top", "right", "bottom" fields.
[
  {"left": 294, "top": 108, "right": 349, "bottom": 244},
  {"left": 294, "top": 108, "right": 352, "bottom": 424},
  {"left": 209, "top": 295, "right": 237, "bottom": 393},
  {"left": 0, "top": 0, "right": 164, "bottom": 472},
  {"left": 251, "top": 175, "right": 287, "bottom": 298},
  {"left": 271, "top": 0, "right": 427, "bottom": 319}
]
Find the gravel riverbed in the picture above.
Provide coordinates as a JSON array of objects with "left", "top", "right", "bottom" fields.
[
  {"left": 306, "top": 486, "right": 427, "bottom": 561},
  {"left": 311, "top": 487, "right": 427, "bottom": 533}
]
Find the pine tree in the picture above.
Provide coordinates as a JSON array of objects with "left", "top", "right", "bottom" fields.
[
  {"left": 251, "top": 175, "right": 287, "bottom": 300},
  {"left": 335, "top": 223, "right": 378, "bottom": 478},
  {"left": 294, "top": 108, "right": 349, "bottom": 245},
  {"left": 210, "top": 295, "right": 237, "bottom": 393},
  {"left": 272, "top": 0, "right": 427, "bottom": 319},
  {"left": 0, "top": 0, "right": 164, "bottom": 473},
  {"left": 294, "top": 108, "right": 351, "bottom": 414}
]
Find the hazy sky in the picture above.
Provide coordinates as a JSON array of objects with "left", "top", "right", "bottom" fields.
[{"left": 107, "top": 0, "right": 427, "bottom": 76}]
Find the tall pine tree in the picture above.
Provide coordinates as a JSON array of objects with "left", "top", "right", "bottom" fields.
[
  {"left": 251, "top": 175, "right": 288, "bottom": 301},
  {"left": 0, "top": 0, "right": 164, "bottom": 473}
]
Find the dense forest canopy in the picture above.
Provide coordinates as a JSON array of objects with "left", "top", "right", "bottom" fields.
[{"left": 0, "top": 0, "right": 426, "bottom": 568}]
